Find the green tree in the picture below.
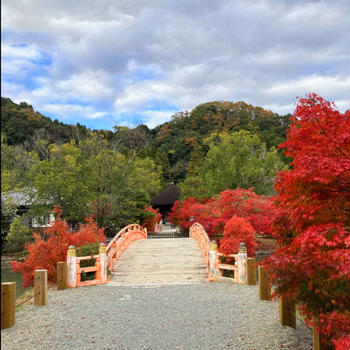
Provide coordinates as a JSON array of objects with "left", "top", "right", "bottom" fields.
[
  {"left": 1, "top": 133, "right": 39, "bottom": 192},
  {"left": 179, "top": 176, "right": 207, "bottom": 199},
  {"left": 183, "top": 131, "right": 286, "bottom": 197},
  {"left": 29, "top": 140, "right": 92, "bottom": 222},
  {"left": 6, "top": 217, "right": 33, "bottom": 252},
  {"left": 1, "top": 198, "right": 17, "bottom": 244}
]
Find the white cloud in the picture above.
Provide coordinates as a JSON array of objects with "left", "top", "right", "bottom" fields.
[
  {"left": 2, "top": 43, "right": 42, "bottom": 60},
  {"left": 139, "top": 110, "right": 178, "bottom": 128},
  {"left": 54, "top": 70, "right": 116, "bottom": 101},
  {"left": 1, "top": 43, "right": 44, "bottom": 77},
  {"left": 265, "top": 75, "right": 350, "bottom": 108},
  {"left": 40, "top": 103, "right": 107, "bottom": 121},
  {"left": 1, "top": 0, "right": 349, "bottom": 129}
]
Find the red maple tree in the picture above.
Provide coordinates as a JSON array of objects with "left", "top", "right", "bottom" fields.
[{"left": 263, "top": 94, "right": 350, "bottom": 349}]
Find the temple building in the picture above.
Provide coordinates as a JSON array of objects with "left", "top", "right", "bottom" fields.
[{"left": 151, "top": 184, "right": 180, "bottom": 223}]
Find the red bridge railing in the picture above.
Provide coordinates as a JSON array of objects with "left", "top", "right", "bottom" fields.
[
  {"left": 189, "top": 222, "right": 244, "bottom": 283},
  {"left": 105, "top": 224, "right": 147, "bottom": 270},
  {"left": 189, "top": 222, "right": 212, "bottom": 279},
  {"left": 67, "top": 224, "right": 147, "bottom": 288}
]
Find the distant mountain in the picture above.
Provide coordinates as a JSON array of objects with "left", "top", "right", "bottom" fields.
[{"left": 1, "top": 97, "right": 291, "bottom": 182}]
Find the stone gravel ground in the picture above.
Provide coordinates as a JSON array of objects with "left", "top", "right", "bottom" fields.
[{"left": 1, "top": 282, "right": 312, "bottom": 350}]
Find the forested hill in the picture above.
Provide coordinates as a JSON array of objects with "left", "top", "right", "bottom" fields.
[
  {"left": 151, "top": 101, "right": 291, "bottom": 181},
  {"left": 1, "top": 97, "right": 291, "bottom": 184},
  {"left": 1, "top": 97, "right": 104, "bottom": 146}
]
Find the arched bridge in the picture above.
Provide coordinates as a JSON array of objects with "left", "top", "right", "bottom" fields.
[
  {"left": 106, "top": 223, "right": 208, "bottom": 285},
  {"left": 67, "top": 222, "right": 242, "bottom": 287}
]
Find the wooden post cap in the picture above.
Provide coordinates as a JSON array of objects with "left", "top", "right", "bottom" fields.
[
  {"left": 210, "top": 241, "right": 217, "bottom": 250},
  {"left": 99, "top": 243, "right": 106, "bottom": 253},
  {"left": 238, "top": 242, "right": 247, "bottom": 253},
  {"left": 67, "top": 245, "right": 76, "bottom": 256}
]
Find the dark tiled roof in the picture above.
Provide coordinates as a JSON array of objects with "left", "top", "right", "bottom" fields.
[{"left": 151, "top": 184, "right": 180, "bottom": 206}]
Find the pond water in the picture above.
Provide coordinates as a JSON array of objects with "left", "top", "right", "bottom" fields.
[{"left": 1, "top": 263, "right": 32, "bottom": 298}]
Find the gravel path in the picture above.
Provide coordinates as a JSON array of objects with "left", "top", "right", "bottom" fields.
[{"left": 1, "top": 282, "right": 312, "bottom": 350}]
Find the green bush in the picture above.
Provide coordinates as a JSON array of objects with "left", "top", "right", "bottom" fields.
[{"left": 6, "top": 217, "right": 33, "bottom": 253}]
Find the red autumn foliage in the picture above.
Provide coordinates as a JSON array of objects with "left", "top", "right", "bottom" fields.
[
  {"left": 168, "top": 188, "right": 276, "bottom": 241},
  {"left": 333, "top": 335, "right": 350, "bottom": 350},
  {"left": 142, "top": 205, "right": 161, "bottom": 232},
  {"left": 10, "top": 207, "right": 106, "bottom": 288},
  {"left": 219, "top": 216, "right": 257, "bottom": 256},
  {"left": 212, "top": 189, "right": 277, "bottom": 237},
  {"left": 167, "top": 200, "right": 181, "bottom": 226},
  {"left": 168, "top": 197, "right": 212, "bottom": 230},
  {"left": 263, "top": 94, "right": 350, "bottom": 348}
]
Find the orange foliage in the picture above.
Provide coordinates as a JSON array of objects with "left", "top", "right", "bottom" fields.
[{"left": 10, "top": 207, "right": 105, "bottom": 288}]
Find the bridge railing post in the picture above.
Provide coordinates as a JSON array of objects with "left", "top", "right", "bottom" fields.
[
  {"left": 67, "top": 245, "right": 77, "bottom": 288},
  {"left": 99, "top": 243, "right": 107, "bottom": 283},
  {"left": 238, "top": 242, "right": 248, "bottom": 284},
  {"left": 209, "top": 241, "right": 218, "bottom": 282},
  {"left": 112, "top": 240, "right": 118, "bottom": 264}
]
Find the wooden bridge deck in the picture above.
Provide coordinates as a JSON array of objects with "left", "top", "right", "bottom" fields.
[{"left": 111, "top": 238, "right": 207, "bottom": 285}]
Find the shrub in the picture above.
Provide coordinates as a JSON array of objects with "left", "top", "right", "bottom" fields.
[{"left": 219, "top": 216, "right": 257, "bottom": 257}]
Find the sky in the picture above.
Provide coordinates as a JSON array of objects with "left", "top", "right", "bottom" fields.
[{"left": 1, "top": 0, "right": 349, "bottom": 130}]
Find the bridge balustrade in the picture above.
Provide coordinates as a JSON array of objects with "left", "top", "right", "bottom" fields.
[
  {"left": 189, "top": 222, "right": 211, "bottom": 278},
  {"left": 105, "top": 224, "right": 147, "bottom": 270},
  {"left": 189, "top": 222, "right": 251, "bottom": 284},
  {"left": 67, "top": 224, "right": 147, "bottom": 288},
  {"left": 217, "top": 253, "right": 239, "bottom": 282}
]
